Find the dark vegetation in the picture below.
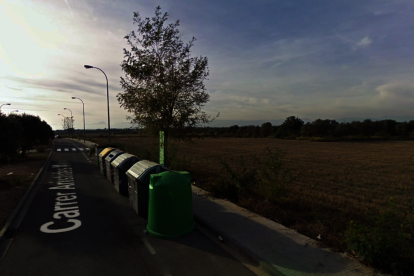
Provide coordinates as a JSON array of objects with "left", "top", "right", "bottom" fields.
[
  {"left": 193, "top": 116, "right": 414, "bottom": 141},
  {"left": 0, "top": 112, "right": 54, "bottom": 163}
]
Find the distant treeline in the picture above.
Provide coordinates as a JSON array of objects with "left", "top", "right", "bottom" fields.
[
  {"left": 62, "top": 116, "right": 414, "bottom": 141},
  {"left": 193, "top": 116, "right": 414, "bottom": 140}
]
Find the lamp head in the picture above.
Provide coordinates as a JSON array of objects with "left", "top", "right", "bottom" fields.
[
  {"left": 71, "top": 97, "right": 77, "bottom": 99},
  {"left": 6, "top": 103, "right": 11, "bottom": 105},
  {"left": 64, "top": 108, "right": 67, "bottom": 110},
  {"left": 84, "top": 65, "right": 94, "bottom": 69}
]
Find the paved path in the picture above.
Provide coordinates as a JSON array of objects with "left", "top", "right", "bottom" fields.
[
  {"left": 192, "top": 186, "right": 384, "bottom": 276},
  {"left": 0, "top": 139, "right": 256, "bottom": 276}
]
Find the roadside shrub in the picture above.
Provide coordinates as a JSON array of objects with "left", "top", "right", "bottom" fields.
[
  {"left": 215, "top": 147, "right": 295, "bottom": 203},
  {"left": 204, "top": 178, "right": 240, "bottom": 202},
  {"left": 168, "top": 142, "right": 189, "bottom": 171},
  {"left": 254, "top": 147, "right": 294, "bottom": 202},
  {"left": 220, "top": 155, "right": 258, "bottom": 190},
  {"left": 344, "top": 197, "right": 414, "bottom": 274}
]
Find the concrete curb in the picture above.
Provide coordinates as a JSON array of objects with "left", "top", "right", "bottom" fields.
[{"left": 0, "top": 150, "right": 53, "bottom": 246}]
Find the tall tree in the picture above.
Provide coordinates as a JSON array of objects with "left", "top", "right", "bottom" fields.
[
  {"left": 16, "top": 113, "right": 53, "bottom": 157},
  {"left": 276, "top": 116, "right": 304, "bottom": 138},
  {"left": 260, "top": 122, "right": 272, "bottom": 137},
  {"left": 62, "top": 117, "right": 74, "bottom": 137},
  {"left": 118, "top": 6, "right": 218, "bottom": 167}
]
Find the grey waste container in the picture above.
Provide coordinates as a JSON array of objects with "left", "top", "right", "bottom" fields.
[
  {"left": 95, "top": 146, "right": 106, "bottom": 168},
  {"left": 99, "top": 148, "right": 115, "bottom": 176},
  {"left": 125, "top": 160, "right": 168, "bottom": 218},
  {"left": 111, "top": 153, "right": 142, "bottom": 195},
  {"left": 105, "top": 150, "right": 125, "bottom": 183}
]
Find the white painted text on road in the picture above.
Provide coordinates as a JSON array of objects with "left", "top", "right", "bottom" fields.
[{"left": 40, "top": 162, "right": 82, "bottom": 233}]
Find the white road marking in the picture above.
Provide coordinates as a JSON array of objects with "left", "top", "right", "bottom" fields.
[
  {"left": 72, "top": 148, "right": 77, "bottom": 151},
  {"left": 79, "top": 148, "right": 84, "bottom": 151},
  {"left": 40, "top": 165, "right": 82, "bottom": 234},
  {"left": 142, "top": 238, "right": 156, "bottom": 255},
  {"left": 64, "top": 148, "right": 69, "bottom": 151},
  {"left": 57, "top": 149, "right": 61, "bottom": 152}
]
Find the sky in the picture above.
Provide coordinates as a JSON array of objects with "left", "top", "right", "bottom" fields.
[{"left": 1, "top": 0, "right": 414, "bottom": 129}]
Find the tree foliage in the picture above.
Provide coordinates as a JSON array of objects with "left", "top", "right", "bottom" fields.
[
  {"left": 62, "top": 116, "right": 74, "bottom": 136},
  {"left": 118, "top": 6, "right": 218, "bottom": 143},
  {"left": 276, "top": 116, "right": 304, "bottom": 138},
  {"left": 0, "top": 113, "right": 23, "bottom": 160},
  {"left": 17, "top": 113, "right": 54, "bottom": 156},
  {"left": 260, "top": 122, "right": 272, "bottom": 137},
  {"left": 0, "top": 113, "right": 53, "bottom": 160}
]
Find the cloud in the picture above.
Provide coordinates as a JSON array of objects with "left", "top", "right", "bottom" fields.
[
  {"left": 0, "top": 75, "right": 119, "bottom": 96},
  {"left": 64, "top": 0, "right": 74, "bottom": 20},
  {"left": 357, "top": 36, "right": 372, "bottom": 48},
  {"left": 336, "top": 35, "right": 373, "bottom": 50},
  {"left": 375, "top": 82, "right": 414, "bottom": 105}
]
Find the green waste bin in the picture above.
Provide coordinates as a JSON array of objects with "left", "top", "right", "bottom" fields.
[{"left": 147, "top": 171, "right": 195, "bottom": 239}]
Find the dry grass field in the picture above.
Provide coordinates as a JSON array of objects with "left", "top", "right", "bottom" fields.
[{"left": 88, "top": 135, "right": 414, "bottom": 259}]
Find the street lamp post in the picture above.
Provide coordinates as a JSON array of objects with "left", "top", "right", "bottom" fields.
[
  {"left": 72, "top": 97, "right": 85, "bottom": 143},
  {"left": 58, "top": 113, "right": 66, "bottom": 124},
  {"left": 0, "top": 103, "right": 11, "bottom": 112},
  {"left": 84, "top": 65, "right": 110, "bottom": 144}
]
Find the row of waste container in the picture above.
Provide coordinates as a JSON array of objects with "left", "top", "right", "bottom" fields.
[{"left": 96, "top": 146, "right": 195, "bottom": 239}]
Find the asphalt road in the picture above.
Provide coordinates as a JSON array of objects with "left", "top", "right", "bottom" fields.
[{"left": 0, "top": 139, "right": 256, "bottom": 276}]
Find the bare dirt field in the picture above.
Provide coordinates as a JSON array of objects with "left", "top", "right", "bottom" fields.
[
  {"left": 0, "top": 152, "right": 50, "bottom": 230},
  {"left": 96, "top": 136, "right": 414, "bottom": 210},
  {"left": 89, "top": 135, "right": 414, "bottom": 252}
]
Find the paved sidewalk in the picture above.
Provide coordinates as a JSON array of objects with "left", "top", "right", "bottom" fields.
[
  {"left": 66, "top": 138, "right": 98, "bottom": 148},
  {"left": 191, "top": 185, "right": 384, "bottom": 276}
]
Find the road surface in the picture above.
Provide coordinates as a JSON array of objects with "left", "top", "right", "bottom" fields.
[{"left": 0, "top": 139, "right": 256, "bottom": 276}]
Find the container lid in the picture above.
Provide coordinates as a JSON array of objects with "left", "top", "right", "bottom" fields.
[
  {"left": 126, "top": 160, "right": 166, "bottom": 180},
  {"left": 112, "top": 153, "right": 137, "bottom": 167},
  {"left": 99, "top": 147, "right": 115, "bottom": 158},
  {"left": 105, "top": 150, "right": 124, "bottom": 162}
]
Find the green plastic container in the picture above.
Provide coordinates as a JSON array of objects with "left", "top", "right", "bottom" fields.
[{"left": 147, "top": 171, "right": 195, "bottom": 239}]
